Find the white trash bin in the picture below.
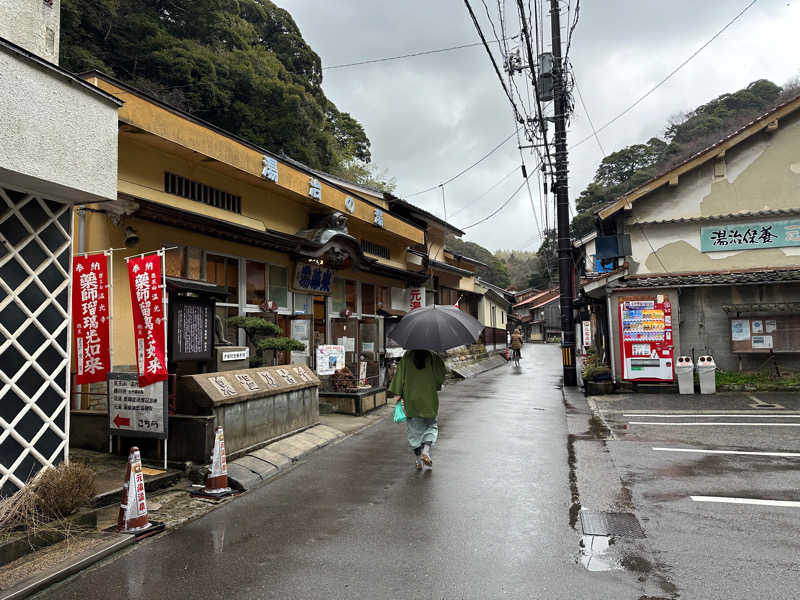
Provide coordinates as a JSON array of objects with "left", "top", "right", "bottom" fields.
[
  {"left": 696, "top": 355, "right": 716, "bottom": 394},
  {"left": 676, "top": 356, "right": 694, "bottom": 394}
]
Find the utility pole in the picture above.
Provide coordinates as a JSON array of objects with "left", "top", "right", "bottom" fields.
[{"left": 550, "top": 0, "right": 577, "bottom": 386}]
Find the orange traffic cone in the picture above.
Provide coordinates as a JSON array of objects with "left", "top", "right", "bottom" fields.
[
  {"left": 195, "top": 426, "right": 233, "bottom": 498},
  {"left": 117, "top": 446, "right": 152, "bottom": 534}
]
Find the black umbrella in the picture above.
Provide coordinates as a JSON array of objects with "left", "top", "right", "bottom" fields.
[{"left": 389, "top": 305, "right": 484, "bottom": 352}]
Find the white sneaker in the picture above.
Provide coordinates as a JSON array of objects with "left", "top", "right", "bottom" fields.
[{"left": 421, "top": 446, "right": 432, "bottom": 467}]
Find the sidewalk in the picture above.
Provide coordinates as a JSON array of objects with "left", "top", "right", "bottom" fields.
[{"left": 0, "top": 406, "right": 390, "bottom": 599}]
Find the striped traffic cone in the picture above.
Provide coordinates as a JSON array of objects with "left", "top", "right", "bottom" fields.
[
  {"left": 195, "top": 426, "right": 233, "bottom": 498},
  {"left": 117, "top": 447, "right": 152, "bottom": 534}
]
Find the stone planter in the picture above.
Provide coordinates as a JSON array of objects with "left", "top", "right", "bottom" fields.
[{"left": 585, "top": 380, "right": 614, "bottom": 395}]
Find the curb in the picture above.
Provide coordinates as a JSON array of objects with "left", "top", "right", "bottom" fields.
[
  {"left": 226, "top": 424, "right": 348, "bottom": 491},
  {"left": 0, "top": 533, "right": 133, "bottom": 600}
]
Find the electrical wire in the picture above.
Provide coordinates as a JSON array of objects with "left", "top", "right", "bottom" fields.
[
  {"left": 447, "top": 165, "right": 520, "bottom": 220},
  {"left": 405, "top": 130, "right": 517, "bottom": 197},
  {"left": 461, "top": 169, "right": 538, "bottom": 230},
  {"left": 573, "top": 76, "right": 605, "bottom": 156},
  {"left": 572, "top": 0, "right": 759, "bottom": 150},
  {"left": 323, "top": 39, "right": 512, "bottom": 70}
]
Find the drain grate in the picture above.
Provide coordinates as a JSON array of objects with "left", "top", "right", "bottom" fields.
[{"left": 580, "top": 511, "right": 646, "bottom": 538}]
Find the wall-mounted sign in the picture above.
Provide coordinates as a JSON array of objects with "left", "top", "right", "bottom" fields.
[
  {"left": 701, "top": 219, "right": 800, "bottom": 252},
  {"left": 293, "top": 263, "right": 333, "bottom": 295},
  {"left": 582, "top": 320, "right": 592, "bottom": 347},
  {"left": 170, "top": 296, "right": 214, "bottom": 361},
  {"left": 373, "top": 208, "right": 384, "bottom": 228},
  {"left": 222, "top": 348, "right": 249, "bottom": 362},
  {"left": 309, "top": 177, "right": 322, "bottom": 200},
  {"left": 262, "top": 156, "right": 279, "bottom": 182},
  {"left": 344, "top": 196, "right": 355, "bottom": 213},
  {"left": 107, "top": 372, "right": 168, "bottom": 439}
]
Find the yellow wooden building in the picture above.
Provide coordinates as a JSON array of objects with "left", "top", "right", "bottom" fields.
[{"left": 74, "top": 72, "right": 431, "bottom": 392}]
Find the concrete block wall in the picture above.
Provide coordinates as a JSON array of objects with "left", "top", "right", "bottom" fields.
[{"left": 678, "top": 284, "right": 800, "bottom": 373}]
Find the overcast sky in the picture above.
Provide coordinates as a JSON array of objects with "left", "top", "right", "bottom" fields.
[{"left": 279, "top": 1, "right": 799, "bottom": 252}]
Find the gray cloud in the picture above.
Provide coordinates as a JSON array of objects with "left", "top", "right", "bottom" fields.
[{"left": 280, "top": 0, "right": 800, "bottom": 251}]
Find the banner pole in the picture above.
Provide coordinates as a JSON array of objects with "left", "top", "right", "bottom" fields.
[
  {"left": 106, "top": 249, "right": 114, "bottom": 454},
  {"left": 159, "top": 248, "right": 168, "bottom": 470}
]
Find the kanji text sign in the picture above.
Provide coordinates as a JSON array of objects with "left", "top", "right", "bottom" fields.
[
  {"left": 72, "top": 253, "right": 111, "bottom": 384},
  {"left": 701, "top": 219, "right": 800, "bottom": 252},
  {"left": 108, "top": 372, "right": 168, "bottom": 439},
  {"left": 293, "top": 263, "right": 334, "bottom": 295}
]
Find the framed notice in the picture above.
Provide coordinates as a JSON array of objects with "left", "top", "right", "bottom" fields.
[
  {"left": 730, "top": 315, "right": 800, "bottom": 353},
  {"left": 316, "top": 345, "right": 345, "bottom": 375},
  {"left": 107, "top": 372, "right": 168, "bottom": 439},
  {"left": 170, "top": 296, "right": 214, "bottom": 361}
]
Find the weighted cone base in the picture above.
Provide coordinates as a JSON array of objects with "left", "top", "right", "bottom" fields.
[
  {"left": 107, "top": 521, "right": 165, "bottom": 542},
  {"left": 191, "top": 487, "right": 236, "bottom": 499}
]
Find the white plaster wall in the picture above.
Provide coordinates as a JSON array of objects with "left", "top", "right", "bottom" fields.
[
  {"left": 631, "top": 164, "right": 712, "bottom": 224},
  {"left": 0, "top": 0, "right": 60, "bottom": 64},
  {"left": 0, "top": 49, "right": 119, "bottom": 203}
]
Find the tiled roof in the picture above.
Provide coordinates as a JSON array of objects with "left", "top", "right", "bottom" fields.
[
  {"left": 632, "top": 208, "right": 800, "bottom": 226},
  {"left": 513, "top": 288, "right": 558, "bottom": 309},
  {"left": 609, "top": 267, "right": 800, "bottom": 289},
  {"left": 529, "top": 295, "right": 560, "bottom": 310}
]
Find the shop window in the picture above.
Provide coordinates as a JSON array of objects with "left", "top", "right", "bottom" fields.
[
  {"left": 331, "top": 279, "right": 346, "bottom": 313},
  {"left": 269, "top": 265, "right": 288, "bottom": 308},
  {"left": 206, "top": 254, "right": 238, "bottom": 304},
  {"left": 376, "top": 285, "right": 389, "bottom": 311},
  {"left": 294, "top": 293, "right": 312, "bottom": 315},
  {"left": 187, "top": 247, "right": 202, "bottom": 279},
  {"left": 246, "top": 261, "right": 266, "bottom": 306},
  {"left": 165, "top": 246, "right": 185, "bottom": 278},
  {"left": 361, "top": 283, "right": 375, "bottom": 315},
  {"left": 345, "top": 280, "right": 357, "bottom": 313}
]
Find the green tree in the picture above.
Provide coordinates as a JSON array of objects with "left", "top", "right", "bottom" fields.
[
  {"left": 60, "top": 0, "right": 372, "bottom": 174},
  {"left": 228, "top": 316, "right": 305, "bottom": 367}
]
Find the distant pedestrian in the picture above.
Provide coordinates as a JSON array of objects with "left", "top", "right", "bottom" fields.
[
  {"left": 510, "top": 328, "right": 523, "bottom": 366},
  {"left": 388, "top": 349, "right": 447, "bottom": 471}
]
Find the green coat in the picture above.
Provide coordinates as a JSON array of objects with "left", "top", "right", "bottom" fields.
[{"left": 388, "top": 351, "right": 447, "bottom": 419}]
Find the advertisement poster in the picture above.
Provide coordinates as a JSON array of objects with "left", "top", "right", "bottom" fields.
[
  {"left": 127, "top": 253, "right": 168, "bottom": 387},
  {"left": 316, "top": 345, "right": 345, "bottom": 375},
  {"left": 731, "top": 319, "right": 750, "bottom": 341},
  {"left": 752, "top": 335, "right": 774, "bottom": 349},
  {"left": 581, "top": 321, "right": 592, "bottom": 348},
  {"left": 766, "top": 319, "right": 777, "bottom": 333},
  {"left": 72, "top": 253, "right": 111, "bottom": 384},
  {"left": 751, "top": 320, "right": 764, "bottom": 334}
]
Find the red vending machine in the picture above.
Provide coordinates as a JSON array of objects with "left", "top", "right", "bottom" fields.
[{"left": 619, "top": 297, "right": 674, "bottom": 381}]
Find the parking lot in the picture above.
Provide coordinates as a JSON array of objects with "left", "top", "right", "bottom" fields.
[{"left": 590, "top": 392, "right": 800, "bottom": 599}]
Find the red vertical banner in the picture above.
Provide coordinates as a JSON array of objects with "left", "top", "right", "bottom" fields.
[
  {"left": 72, "top": 253, "right": 111, "bottom": 385},
  {"left": 127, "top": 253, "right": 168, "bottom": 387}
]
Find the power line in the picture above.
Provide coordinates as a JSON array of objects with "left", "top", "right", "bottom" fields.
[
  {"left": 461, "top": 169, "right": 537, "bottom": 230},
  {"left": 572, "top": 0, "right": 759, "bottom": 150},
  {"left": 448, "top": 165, "right": 520, "bottom": 220},
  {"left": 323, "top": 40, "right": 507, "bottom": 70},
  {"left": 405, "top": 130, "right": 517, "bottom": 197},
  {"left": 464, "top": 0, "right": 523, "bottom": 122},
  {"left": 573, "top": 76, "right": 605, "bottom": 155}
]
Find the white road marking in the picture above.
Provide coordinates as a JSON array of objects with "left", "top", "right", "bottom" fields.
[
  {"left": 653, "top": 447, "right": 800, "bottom": 457},
  {"left": 624, "top": 414, "right": 800, "bottom": 418},
  {"left": 628, "top": 422, "right": 800, "bottom": 427},
  {"left": 691, "top": 496, "right": 800, "bottom": 508},
  {"left": 747, "top": 393, "right": 784, "bottom": 409}
]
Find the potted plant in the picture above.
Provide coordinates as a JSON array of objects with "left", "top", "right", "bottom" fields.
[
  {"left": 582, "top": 348, "right": 613, "bottom": 395},
  {"left": 228, "top": 316, "right": 306, "bottom": 366}
]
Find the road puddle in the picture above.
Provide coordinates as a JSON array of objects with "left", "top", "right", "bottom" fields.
[{"left": 579, "top": 534, "right": 620, "bottom": 571}]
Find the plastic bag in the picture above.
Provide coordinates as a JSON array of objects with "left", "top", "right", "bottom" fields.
[{"left": 393, "top": 401, "right": 406, "bottom": 424}]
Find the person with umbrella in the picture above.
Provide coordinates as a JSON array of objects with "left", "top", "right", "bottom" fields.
[{"left": 388, "top": 304, "right": 484, "bottom": 470}]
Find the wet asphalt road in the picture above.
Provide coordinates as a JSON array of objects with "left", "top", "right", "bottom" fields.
[
  {"left": 593, "top": 393, "right": 800, "bottom": 600},
  {"left": 39, "top": 345, "right": 642, "bottom": 599}
]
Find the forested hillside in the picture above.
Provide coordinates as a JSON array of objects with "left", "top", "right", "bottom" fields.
[
  {"left": 60, "top": 0, "right": 372, "bottom": 177},
  {"left": 570, "top": 79, "right": 799, "bottom": 237}
]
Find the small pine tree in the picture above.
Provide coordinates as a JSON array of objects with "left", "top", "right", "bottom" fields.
[{"left": 228, "top": 316, "right": 305, "bottom": 367}]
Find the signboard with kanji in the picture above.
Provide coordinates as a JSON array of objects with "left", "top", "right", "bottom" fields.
[
  {"left": 107, "top": 372, "right": 168, "bottom": 439},
  {"left": 408, "top": 287, "right": 425, "bottom": 311},
  {"left": 701, "top": 219, "right": 800, "bottom": 252},
  {"left": 293, "top": 263, "right": 334, "bottom": 295},
  {"left": 72, "top": 253, "right": 111, "bottom": 384},
  {"left": 169, "top": 296, "right": 214, "bottom": 361}
]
